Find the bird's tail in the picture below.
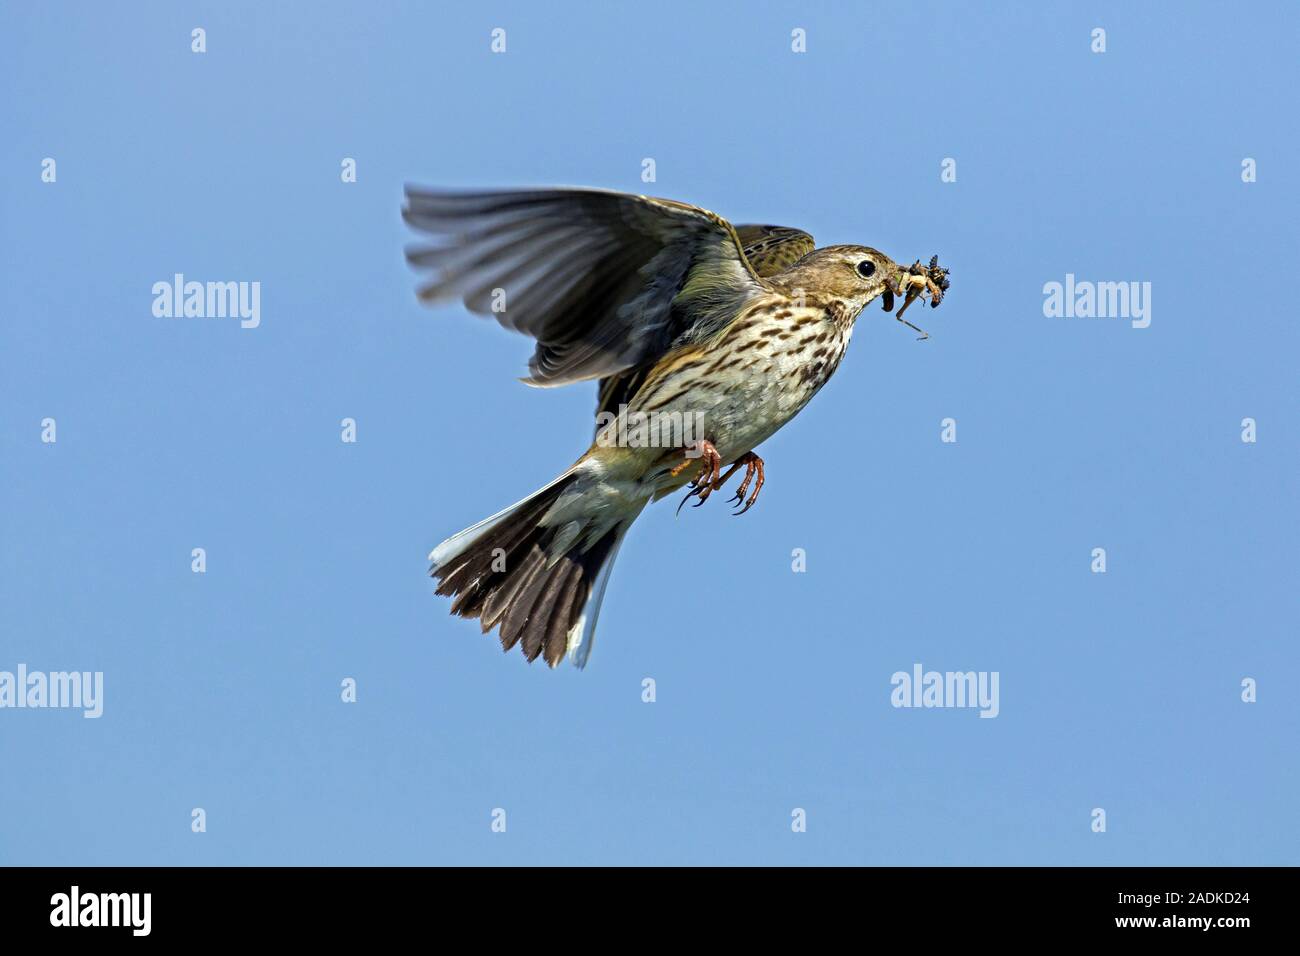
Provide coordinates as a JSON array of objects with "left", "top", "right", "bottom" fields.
[{"left": 428, "top": 466, "right": 640, "bottom": 668}]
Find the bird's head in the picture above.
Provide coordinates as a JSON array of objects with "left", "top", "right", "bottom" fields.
[
  {"left": 770, "top": 245, "right": 950, "bottom": 338},
  {"left": 770, "top": 244, "right": 898, "bottom": 313}
]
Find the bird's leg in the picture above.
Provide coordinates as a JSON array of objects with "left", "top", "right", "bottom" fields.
[
  {"left": 695, "top": 453, "right": 752, "bottom": 507},
  {"left": 672, "top": 439, "right": 722, "bottom": 513},
  {"left": 669, "top": 438, "right": 720, "bottom": 480},
  {"left": 678, "top": 451, "right": 766, "bottom": 514},
  {"left": 675, "top": 446, "right": 767, "bottom": 514},
  {"left": 726, "top": 452, "right": 765, "bottom": 515}
]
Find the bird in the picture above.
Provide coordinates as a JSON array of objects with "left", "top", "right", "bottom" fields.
[{"left": 403, "top": 186, "right": 949, "bottom": 669}]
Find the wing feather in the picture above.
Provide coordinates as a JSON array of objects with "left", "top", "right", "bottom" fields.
[
  {"left": 592, "top": 221, "right": 816, "bottom": 431},
  {"left": 404, "top": 186, "right": 770, "bottom": 386}
]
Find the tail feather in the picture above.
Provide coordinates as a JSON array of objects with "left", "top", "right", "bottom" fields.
[
  {"left": 565, "top": 531, "right": 626, "bottom": 669},
  {"left": 428, "top": 469, "right": 575, "bottom": 570},
  {"left": 430, "top": 470, "right": 635, "bottom": 668}
]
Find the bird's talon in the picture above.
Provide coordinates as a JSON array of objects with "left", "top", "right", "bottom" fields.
[
  {"left": 675, "top": 450, "right": 764, "bottom": 515},
  {"left": 674, "top": 439, "right": 722, "bottom": 512},
  {"left": 727, "top": 453, "right": 764, "bottom": 516}
]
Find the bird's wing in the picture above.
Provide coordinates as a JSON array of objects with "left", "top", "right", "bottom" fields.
[
  {"left": 404, "top": 186, "right": 772, "bottom": 387},
  {"left": 592, "top": 221, "right": 815, "bottom": 432},
  {"left": 733, "top": 224, "right": 816, "bottom": 277},
  {"left": 593, "top": 366, "right": 654, "bottom": 433}
]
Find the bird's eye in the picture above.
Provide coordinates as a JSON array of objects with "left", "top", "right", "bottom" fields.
[{"left": 856, "top": 260, "right": 876, "bottom": 278}]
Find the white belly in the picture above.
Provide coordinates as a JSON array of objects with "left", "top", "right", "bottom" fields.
[{"left": 627, "top": 304, "right": 854, "bottom": 479}]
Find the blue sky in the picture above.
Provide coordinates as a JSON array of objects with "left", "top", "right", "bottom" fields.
[{"left": 1, "top": 1, "right": 1296, "bottom": 865}]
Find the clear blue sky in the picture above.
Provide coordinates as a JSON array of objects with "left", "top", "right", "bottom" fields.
[{"left": 2, "top": 1, "right": 1296, "bottom": 865}]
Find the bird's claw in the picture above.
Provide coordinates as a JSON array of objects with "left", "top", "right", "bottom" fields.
[
  {"left": 676, "top": 450, "right": 765, "bottom": 516},
  {"left": 674, "top": 440, "right": 722, "bottom": 515},
  {"left": 728, "top": 453, "right": 765, "bottom": 516}
]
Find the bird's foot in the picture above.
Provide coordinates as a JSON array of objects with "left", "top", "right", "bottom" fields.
[
  {"left": 677, "top": 450, "right": 765, "bottom": 515},
  {"left": 724, "top": 452, "right": 765, "bottom": 515},
  {"left": 672, "top": 439, "right": 722, "bottom": 513}
]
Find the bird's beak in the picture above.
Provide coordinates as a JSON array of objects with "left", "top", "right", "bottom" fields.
[{"left": 880, "top": 261, "right": 906, "bottom": 313}]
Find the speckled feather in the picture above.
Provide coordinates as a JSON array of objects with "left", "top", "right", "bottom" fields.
[{"left": 410, "top": 187, "right": 928, "bottom": 668}]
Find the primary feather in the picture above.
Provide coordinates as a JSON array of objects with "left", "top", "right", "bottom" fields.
[{"left": 403, "top": 186, "right": 772, "bottom": 386}]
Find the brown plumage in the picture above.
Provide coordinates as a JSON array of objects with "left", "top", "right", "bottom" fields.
[
  {"left": 407, "top": 186, "right": 949, "bottom": 668},
  {"left": 431, "top": 472, "right": 622, "bottom": 666}
]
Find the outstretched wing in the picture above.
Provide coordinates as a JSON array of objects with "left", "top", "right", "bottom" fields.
[
  {"left": 593, "top": 222, "right": 815, "bottom": 431},
  {"left": 404, "top": 186, "right": 771, "bottom": 387}
]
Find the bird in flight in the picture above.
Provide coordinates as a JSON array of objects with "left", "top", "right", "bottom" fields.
[{"left": 404, "top": 186, "right": 949, "bottom": 669}]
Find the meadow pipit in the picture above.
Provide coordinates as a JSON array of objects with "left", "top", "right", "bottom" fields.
[{"left": 404, "top": 187, "right": 949, "bottom": 668}]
